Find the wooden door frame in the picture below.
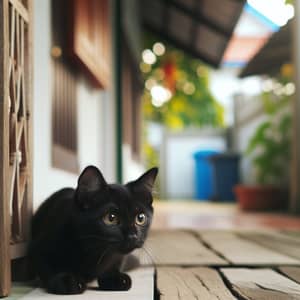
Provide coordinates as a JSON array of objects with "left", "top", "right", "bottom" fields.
[{"left": 0, "top": 0, "right": 10, "bottom": 295}]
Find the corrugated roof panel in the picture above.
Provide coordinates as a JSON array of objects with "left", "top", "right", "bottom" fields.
[{"left": 142, "top": 0, "right": 246, "bottom": 67}]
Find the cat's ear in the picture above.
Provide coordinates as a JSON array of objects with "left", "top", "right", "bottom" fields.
[
  {"left": 76, "top": 166, "right": 107, "bottom": 210},
  {"left": 130, "top": 167, "right": 158, "bottom": 192},
  {"left": 77, "top": 165, "right": 107, "bottom": 193}
]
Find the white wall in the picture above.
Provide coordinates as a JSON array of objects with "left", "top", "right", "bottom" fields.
[
  {"left": 236, "top": 114, "right": 267, "bottom": 184},
  {"left": 122, "top": 144, "right": 145, "bottom": 183},
  {"left": 33, "top": 0, "right": 116, "bottom": 209},
  {"left": 160, "top": 131, "right": 226, "bottom": 199},
  {"left": 210, "top": 68, "right": 262, "bottom": 126}
]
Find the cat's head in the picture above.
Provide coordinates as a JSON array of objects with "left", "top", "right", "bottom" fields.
[{"left": 74, "top": 165, "right": 158, "bottom": 254}]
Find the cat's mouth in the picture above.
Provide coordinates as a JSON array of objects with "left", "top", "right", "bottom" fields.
[{"left": 120, "top": 240, "right": 143, "bottom": 254}]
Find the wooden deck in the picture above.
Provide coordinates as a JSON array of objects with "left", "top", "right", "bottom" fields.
[
  {"left": 7, "top": 202, "right": 300, "bottom": 299},
  {"left": 9, "top": 229, "right": 300, "bottom": 299},
  {"left": 137, "top": 229, "right": 300, "bottom": 299}
]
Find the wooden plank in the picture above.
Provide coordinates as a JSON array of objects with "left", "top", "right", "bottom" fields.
[
  {"left": 282, "top": 230, "right": 300, "bottom": 239},
  {"left": 198, "top": 231, "right": 300, "bottom": 265},
  {"left": 21, "top": 267, "right": 154, "bottom": 300},
  {"left": 22, "top": 0, "right": 33, "bottom": 242},
  {"left": 280, "top": 267, "right": 300, "bottom": 284},
  {"left": 135, "top": 230, "right": 227, "bottom": 266},
  {"left": 9, "top": 0, "right": 29, "bottom": 23},
  {"left": 0, "top": 0, "right": 11, "bottom": 296},
  {"left": 240, "top": 231, "right": 300, "bottom": 261},
  {"left": 221, "top": 268, "right": 300, "bottom": 300},
  {"left": 157, "top": 267, "right": 236, "bottom": 300}
]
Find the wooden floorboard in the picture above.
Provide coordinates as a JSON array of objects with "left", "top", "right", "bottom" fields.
[
  {"left": 198, "top": 231, "right": 300, "bottom": 265},
  {"left": 279, "top": 267, "right": 300, "bottom": 284},
  {"left": 239, "top": 231, "right": 300, "bottom": 261},
  {"left": 135, "top": 230, "right": 227, "bottom": 266},
  {"left": 8, "top": 230, "right": 300, "bottom": 299},
  {"left": 156, "top": 267, "right": 236, "bottom": 300},
  {"left": 221, "top": 268, "right": 300, "bottom": 300},
  {"left": 282, "top": 231, "right": 300, "bottom": 239}
]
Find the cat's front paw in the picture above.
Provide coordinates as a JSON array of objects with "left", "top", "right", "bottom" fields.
[
  {"left": 98, "top": 272, "right": 132, "bottom": 291},
  {"left": 47, "top": 273, "right": 86, "bottom": 295}
]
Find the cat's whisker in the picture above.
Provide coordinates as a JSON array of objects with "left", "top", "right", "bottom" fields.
[
  {"left": 29, "top": 166, "right": 158, "bottom": 294},
  {"left": 96, "top": 244, "right": 115, "bottom": 266},
  {"left": 140, "top": 246, "right": 156, "bottom": 267}
]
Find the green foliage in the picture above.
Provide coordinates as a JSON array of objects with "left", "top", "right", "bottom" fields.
[
  {"left": 246, "top": 115, "right": 291, "bottom": 185},
  {"left": 143, "top": 140, "right": 159, "bottom": 168},
  {"left": 142, "top": 34, "right": 224, "bottom": 131},
  {"left": 246, "top": 78, "right": 292, "bottom": 186}
]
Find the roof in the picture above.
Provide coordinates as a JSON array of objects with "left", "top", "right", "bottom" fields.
[
  {"left": 239, "top": 22, "right": 291, "bottom": 78},
  {"left": 141, "top": 0, "right": 246, "bottom": 68},
  {"left": 223, "top": 35, "right": 270, "bottom": 66},
  {"left": 222, "top": 3, "right": 276, "bottom": 66}
]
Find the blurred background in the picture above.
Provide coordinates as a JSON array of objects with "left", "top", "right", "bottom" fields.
[
  {"left": 30, "top": 0, "right": 299, "bottom": 216},
  {"left": 3, "top": 1, "right": 300, "bottom": 296}
]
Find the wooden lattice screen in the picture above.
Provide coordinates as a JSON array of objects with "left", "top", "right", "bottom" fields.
[{"left": 0, "top": 0, "right": 33, "bottom": 297}]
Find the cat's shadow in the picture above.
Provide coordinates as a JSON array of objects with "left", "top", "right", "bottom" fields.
[
  {"left": 121, "top": 254, "right": 141, "bottom": 272},
  {"left": 87, "top": 254, "right": 140, "bottom": 292}
]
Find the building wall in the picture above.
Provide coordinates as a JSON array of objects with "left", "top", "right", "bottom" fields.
[
  {"left": 160, "top": 130, "right": 226, "bottom": 199},
  {"left": 233, "top": 93, "right": 267, "bottom": 184},
  {"left": 236, "top": 114, "right": 267, "bottom": 184},
  {"left": 210, "top": 68, "right": 262, "bottom": 126},
  {"left": 33, "top": 0, "right": 116, "bottom": 209},
  {"left": 122, "top": 144, "right": 145, "bottom": 183}
]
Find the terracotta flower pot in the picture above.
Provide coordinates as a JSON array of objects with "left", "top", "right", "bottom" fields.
[{"left": 234, "top": 185, "right": 286, "bottom": 211}]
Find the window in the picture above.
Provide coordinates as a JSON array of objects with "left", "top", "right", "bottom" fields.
[
  {"left": 122, "top": 42, "right": 142, "bottom": 158},
  {"left": 70, "top": 0, "right": 111, "bottom": 88}
]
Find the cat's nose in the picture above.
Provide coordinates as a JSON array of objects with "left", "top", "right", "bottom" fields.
[{"left": 128, "top": 233, "right": 138, "bottom": 241}]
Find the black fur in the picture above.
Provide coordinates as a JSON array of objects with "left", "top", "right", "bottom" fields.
[{"left": 28, "top": 166, "right": 158, "bottom": 294}]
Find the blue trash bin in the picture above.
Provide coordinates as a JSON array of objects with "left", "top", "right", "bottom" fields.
[
  {"left": 193, "top": 150, "right": 219, "bottom": 200},
  {"left": 209, "top": 153, "right": 240, "bottom": 202}
]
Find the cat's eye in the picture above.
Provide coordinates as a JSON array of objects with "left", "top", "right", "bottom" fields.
[
  {"left": 103, "top": 212, "right": 119, "bottom": 225},
  {"left": 135, "top": 213, "right": 147, "bottom": 226}
]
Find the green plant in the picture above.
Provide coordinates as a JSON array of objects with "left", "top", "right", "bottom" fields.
[
  {"left": 142, "top": 33, "right": 224, "bottom": 130},
  {"left": 141, "top": 33, "right": 225, "bottom": 183},
  {"left": 246, "top": 114, "right": 291, "bottom": 185},
  {"left": 246, "top": 77, "right": 292, "bottom": 186}
]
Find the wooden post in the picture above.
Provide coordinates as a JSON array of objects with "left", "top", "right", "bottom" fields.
[
  {"left": 0, "top": 0, "right": 11, "bottom": 296},
  {"left": 291, "top": 3, "right": 300, "bottom": 213},
  {"left": 113, "top": 0, "right": 123, "bottom": 183},
  {"left": 24, "top": 0, "right": 33, "bottom": 249},
  {"left": 0, "top": 0, "right": 33, "bottom": 295}
]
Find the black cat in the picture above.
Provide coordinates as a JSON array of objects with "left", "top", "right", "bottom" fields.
[{"left": 28, "top": 165, "right": 158, "bottom": 294}]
